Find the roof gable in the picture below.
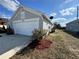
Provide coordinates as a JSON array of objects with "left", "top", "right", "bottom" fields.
[
  {"left": 10, "top": 6, "right": 52, "bottom": 25},
  {"left": 10, "top": 6, "right": 41, "bottom": 21}
]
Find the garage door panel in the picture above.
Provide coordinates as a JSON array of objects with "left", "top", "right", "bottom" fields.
[{"left": 12, "top": 18, "right": 39, "bottom": 35}]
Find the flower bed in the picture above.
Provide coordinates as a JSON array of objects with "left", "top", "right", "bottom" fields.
[{"left": 36, "top": 39, "right": 52, "bottom": 50}]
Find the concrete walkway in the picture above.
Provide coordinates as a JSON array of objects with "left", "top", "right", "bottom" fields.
[{"left": 0, "top": 34, "right": 32, "bottom": 59}]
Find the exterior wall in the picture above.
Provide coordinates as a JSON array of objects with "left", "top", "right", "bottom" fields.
[
  {"left": 43, "top": 20, "right": 52, "bottom": 31},
  {"left": 39, "top": 17, "right": 43, "bottom": 30},
  {"left": 42, "top": 14, "right": 52, "bottom": 31},
  {"left": 66, "top": 21, "right": 79, "bottom": 32}
]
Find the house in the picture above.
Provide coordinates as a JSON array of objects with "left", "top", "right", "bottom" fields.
[
  {"left": 66, "top": 19, "right": 79, "bottom": 32},
  {"left": 0, "top": 18, "right": 8, "bottom": 28},
  {"left": 66, "top": 6, "right": 79, "bottom": 33},
  {"left": 0, "top": 18, "right": 8, "bottom": 33},
  {"left": 9, "top": 6, "right": 53, "bottom": 35}
]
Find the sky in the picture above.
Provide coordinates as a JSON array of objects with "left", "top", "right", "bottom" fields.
[{"left": 0, "top": 0, "right": 79, "bottom": 26}]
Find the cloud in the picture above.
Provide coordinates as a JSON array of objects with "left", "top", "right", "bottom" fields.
[
  {"left": 51, "top": 18, "right": 67, "bottom": 26},
  {"left": 0, "top": 13, "right": 11, "bottom": 19},
  {"left": 51, "top": 17, "right": 78, "bottom": 27},
  {"left": 64, "top": 0, "right": 74, "bottom": 4},
  {"left": 52, "top": 18, "right": 67, "bottom": 23},
  {"left": 60, "top": 0, "right": 78, "bottom": 8},
  {"left": 0, "top": 0, "right": 20, "bottom": 11},
  {"left": 60, "top": 7, "right": 76, "bottom": 16},
  {"left": 50, "top": 13, "right": 56, "bottom": 17}
]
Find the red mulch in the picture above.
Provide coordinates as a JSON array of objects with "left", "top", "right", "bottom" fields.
[{"left": 36, "top": 39, "right": 52, "bottom": 50}]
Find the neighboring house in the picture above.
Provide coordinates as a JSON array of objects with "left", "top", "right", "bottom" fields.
[
  {"left": 9, "top": 6, "right": 53, "bottom": 35},
  {"left": 66, "top": 19, "right": 79, "bottom": 32},
  {"left": 0, "top": 18, "right": 8, "bottom": 29}
]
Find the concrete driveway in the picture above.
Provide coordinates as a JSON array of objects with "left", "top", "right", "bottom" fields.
[{"left": 0, "top": 34, "right": 32, "bottom": 59}]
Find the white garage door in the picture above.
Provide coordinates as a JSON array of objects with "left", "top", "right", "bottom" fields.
[{"left": 12, "top": 18, "right": 39, "bottom": 35}]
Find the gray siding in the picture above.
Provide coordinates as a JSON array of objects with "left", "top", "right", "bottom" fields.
[{"left": 66, "top": 20, "right": 79, "bottom": 32}]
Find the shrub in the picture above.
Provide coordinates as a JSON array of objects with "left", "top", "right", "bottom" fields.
[
  {"left": 32, "top": 29, "right": 46, "bottom": 40},
  {"left": 6, "top": 26, "right": 14, "bottom": 35}
]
